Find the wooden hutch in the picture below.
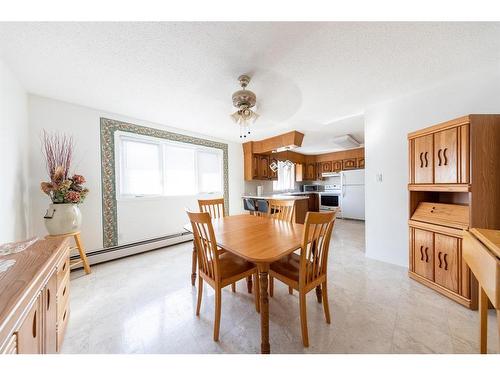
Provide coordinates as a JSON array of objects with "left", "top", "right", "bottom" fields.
[{"left": 408, "top": 115, "right": 500, "bottom": 309}]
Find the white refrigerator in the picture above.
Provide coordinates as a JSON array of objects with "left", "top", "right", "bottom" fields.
[{"left": 341, "top": 169, "right": 365, "bottom": 220}]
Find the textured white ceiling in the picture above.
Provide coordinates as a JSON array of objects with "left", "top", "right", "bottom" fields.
[{"left": 0, "top": 22, "right": 499, "bottom": 151}]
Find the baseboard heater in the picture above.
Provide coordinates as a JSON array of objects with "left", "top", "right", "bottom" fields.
[{"left": 70, "top": 231, "right": 194, "bottom": 267}]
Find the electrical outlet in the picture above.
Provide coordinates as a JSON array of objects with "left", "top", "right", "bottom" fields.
[{"left": 376, "top": 173, "right": 383, "bottom": 182}]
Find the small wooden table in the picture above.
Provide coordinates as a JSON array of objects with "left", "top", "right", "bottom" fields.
[
  {"left": 45, "top": 231, "right": 91, "bottom": 274},
  {"left": 462, "top": 228, "right": 500, "bottom": 354},
  {"left": 185, "top": 214, "right": 303, "bottom": 353}
]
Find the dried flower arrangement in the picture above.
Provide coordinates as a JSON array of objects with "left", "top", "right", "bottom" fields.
[{"left": 40, "top": 131, "right": 89, "bottom": 204}]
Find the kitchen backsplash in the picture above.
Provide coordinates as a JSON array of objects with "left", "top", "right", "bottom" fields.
[{"left": 244, "top": 177, "right": 339, "bottom": 195}]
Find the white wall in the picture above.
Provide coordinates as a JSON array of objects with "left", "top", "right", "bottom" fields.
[
  {"left": 0, "top": 59, "right": 29, "bottom": 243},
  {"left": 28, "top": 95, "right": 244, "bottom": 252},
  {"left": 365, "top": 69, "right": 500, "bottom": 267}
]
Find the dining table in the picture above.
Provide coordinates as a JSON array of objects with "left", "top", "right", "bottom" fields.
[{"left": 184, "top": 213, "right": 304, "bottom": 354}]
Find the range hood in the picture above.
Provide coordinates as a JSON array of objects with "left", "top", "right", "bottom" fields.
[{"left": 321, "top": 172, "right": 341, "bottom": 178}]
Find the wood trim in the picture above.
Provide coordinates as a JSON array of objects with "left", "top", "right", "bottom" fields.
[
  {"left": 408, "top": 271, "right": 473, "bottom": 308},
  {"left": 408, "top": 184, "right": 470, "bottom": 192},
  {"left": 408, "top": 115, "right": 470, "bottom": 139},
  {"left": 408, "top": 220, "right": 466, "bottom": 238}
]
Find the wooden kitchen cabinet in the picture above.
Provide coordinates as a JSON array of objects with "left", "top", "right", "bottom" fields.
[
  {"left": 320, "top": 161, "right": 332, "bottom": 173},
  {"left": 357, "top": 158, "right": 365, "bottom": 169},
  {"left": 342, "top": 158, "right": 357, "bottom": 170},
  {"left": 408, "top": 115, "right": 500, "bottom": 309},
  {"left": 413, "top": 134, "right": 434, "bottom": 184},
  {"left": 252, "top": 155, "right": 259, "bottom": 179},
  {"left": 434, "top": 127, "right": 458, "bottom": 184},
  {"left": 413, "top": 228, "right": 434, "bottom": 281},
  {"left": 434, "top": 233, "right": 459, "bottom": 293},
  {"left": 332, "top": 160, "right": 342, "bottom": 172},
  {"left": 258, "top": 155, "right": 270, "bottom": 179},
  {"left": 306, "top": 163, "right": 316, "bottom": 180}
]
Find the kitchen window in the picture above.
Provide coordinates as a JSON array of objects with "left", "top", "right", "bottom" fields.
[
  {"left": 116, "top": 132, "right": 223, "bottom": 198},
  {"left": 273, "top": 161, "right": 295, "bottom": 191}
]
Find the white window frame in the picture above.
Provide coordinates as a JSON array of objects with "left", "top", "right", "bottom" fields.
[{"left": 115, "top": 131, "right": 223, "bottom": 200}]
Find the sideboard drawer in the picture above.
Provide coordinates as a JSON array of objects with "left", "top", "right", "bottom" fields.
[{"left": 56, "top": 247, "right": 70, "bottom": 286}]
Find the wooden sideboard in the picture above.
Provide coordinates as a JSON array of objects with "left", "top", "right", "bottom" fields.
[
  {"left": 0, "top": 237, "right": 70, "bottom": 354},
  {"left": 407, "top": 115, "right": 500, "bottom": 309}
]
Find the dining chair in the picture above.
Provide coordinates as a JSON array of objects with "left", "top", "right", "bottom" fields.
[
  {"left": 197, "top": 198, "right": 248, "bottom": 293},
  {"left": 267, "top": 199, "right": 295, "bottom": 222},
  {"left": 198, "top": 198, "right": 225, "bottom": 219},
  {"left": 268, "top": 211, "right": 336, "bottom": 347},
  {"left": 267, "top": 199, "right": 296, "bottom": 296},
  {"left": 186, "top": 210, "right": 260, "bottom": 341}
]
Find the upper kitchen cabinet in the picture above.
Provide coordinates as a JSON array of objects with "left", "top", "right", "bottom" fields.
[
  {"left": 320, "top": 161, "right": 332, "bottom": 173},
  {"left": 258, "top": 155, "right": 270, "bottom": 179},
  {"left": 412, "top": 134, "right": 434, "bottom": 184},
  {"left": 408, "top": 116, "right": 481, "bottom": 190},
  {"left": 434, "top": 127, "right": 458, "bottom": 184},
  {"left": 342, "top": 158, "right": 357, "bottom": 170},
  {"left": 243, "top": 131, "right": 365, "bottom": 181}
]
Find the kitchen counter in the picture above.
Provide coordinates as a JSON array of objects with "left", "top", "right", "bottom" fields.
[{"left": 241, "top": 194, "right": 309, "bottom": 200}]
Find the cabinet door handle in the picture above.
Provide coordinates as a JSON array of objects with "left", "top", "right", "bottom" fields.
[
  {"left": 443, "top": 148, "right": 448, "bottom": 166},
  {"left": 47, "top": 289, "right": 50, "bottom": 311},
  {"left": 438, "top": 252, "right": 442, "bottom": 268},
  {"left": 443, "top": 253, "right": 448, "bottom": 270},
  {"left": 419, "top": 246, "right": 424, "bottom": 261},
  {"left": 424, "top": 247, "right": 429, "bottom": 262},
  {"left": 437, "top": 149, "right": 442, "bottom": 166},
  {"left": 32, "top": 310, "right": 37, "bottom": 338},
  {"left": 419, "top": 152, "right": 424, "bottom": 168},
  {"left": 424, "top": 152, "right": 429, "bottom": 167}
]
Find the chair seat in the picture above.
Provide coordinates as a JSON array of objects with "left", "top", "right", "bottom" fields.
[
  {"left": 213, "top": 252, "right": 255, "bottom": 280},
  {"left": 270, "top": 252, "right": 301, "bottom": 281}
]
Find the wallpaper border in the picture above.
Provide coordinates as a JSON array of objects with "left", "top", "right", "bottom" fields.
[{"left": 100, "top": 117, "right": 229, "bottom": 248}]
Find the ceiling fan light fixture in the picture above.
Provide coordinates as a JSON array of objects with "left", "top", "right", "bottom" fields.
[{"left": 231, "top": 75, "right": 259, "bottom": 139}]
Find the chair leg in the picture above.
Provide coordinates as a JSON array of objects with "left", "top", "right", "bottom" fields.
[
  {"left": 214, "top": 288, "right": 222, "bottom": 341},
  {"left": 196, "top": 277, "right": 203, "bottom": 316},
  {"left": 231, "top": 283, "right": 236, "bottom": 292},
  {"left": 254, "top": 273, "right": 260, "bottom": 313},
  {"left": 247, "top": 275, "right": 252, "bottom": 294},
  {"left": 299, "top": 292, "right": 309, "bottom": 347},
  {"left": 322, "top": 281, "right": 331, "bottom": 324},
  {"left": 315, "top": 285, "right": 322, "bottom": 303},
  {"left": 288, "top": 286, "right": 293, "bottom": 295},
  {"left": 191, "top": 243, "right": 197, "bottom": 286}
]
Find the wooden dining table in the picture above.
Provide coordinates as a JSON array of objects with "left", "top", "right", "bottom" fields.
[{"left": 184, "top": 214, "right": 304, "bottom": 354}]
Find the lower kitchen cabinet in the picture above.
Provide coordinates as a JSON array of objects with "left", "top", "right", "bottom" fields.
[
  {"left": 434, "top": 233, "right": 459, "bottom": 293},
  {"left": 409, "top": 224, "right": 472, "bottom": 308},
  {"left": 413, "top": 228, "right": 434, "bottom": 281}
]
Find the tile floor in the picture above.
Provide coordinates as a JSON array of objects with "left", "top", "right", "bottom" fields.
[{"left": 62, "top": 219, "right": 499, "bottom": 354}]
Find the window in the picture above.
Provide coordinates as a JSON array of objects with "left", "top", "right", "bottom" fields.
[
  {"left": 117, "top": 132, "right": 223, "bottom": 197},
  {"left": 273, "top": 161, "right": 295, "bottom": 191},
  {"left": 120, "top": 138, "right": 162, "bottom": 196}
]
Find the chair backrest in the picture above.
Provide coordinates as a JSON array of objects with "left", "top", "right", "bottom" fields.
[
  {"left": 299, "top": 211, "right": 336, "bottom": 286},
  {"left": 186, "top": 210, "right": 220, "bottom": 281},
  {"left": 198, "top": 198, "right": 225, "bottom": 219},
  {"left": 267, "top": 199, "right": 295, "bottom": 222}
]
